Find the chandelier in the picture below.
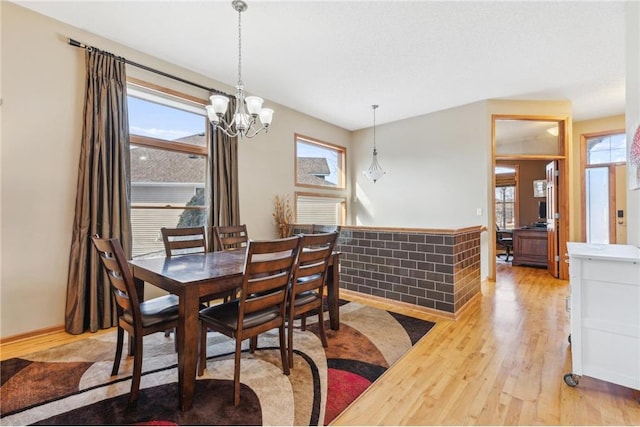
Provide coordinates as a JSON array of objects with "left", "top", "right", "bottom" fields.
[
  {"left": 206, "top": 0, "right": 273, "bottom": 139},
  {"left": 362, "top": 105, "right": 386, "bottom": 183}
]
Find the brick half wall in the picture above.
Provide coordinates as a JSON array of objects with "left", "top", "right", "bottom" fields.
[{"left": 336, "top": 226, "right": 482, "bottom": 315}]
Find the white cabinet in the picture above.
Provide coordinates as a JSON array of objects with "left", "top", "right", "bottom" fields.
[{"left": 565, "top": 243, "right": 640, "bottom": 396}]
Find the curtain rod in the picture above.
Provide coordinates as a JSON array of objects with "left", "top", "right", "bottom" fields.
[{"left": 67, "top": 38, "right": 231, "bottom": 97}]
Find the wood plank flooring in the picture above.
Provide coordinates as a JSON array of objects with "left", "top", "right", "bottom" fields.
[
  {"left": 332, "top": 263, "right": 640, "bottom": 425},
  {"left": 2, "top": 263, "right": 638, "bottom": 424}
]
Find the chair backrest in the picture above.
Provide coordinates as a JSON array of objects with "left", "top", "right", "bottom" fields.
[
  {"left": 161, "top": 226, "right": 207, "bottom": 257},
  {"left": 213, "top": 224, "right": 249, "bottom": 251},
  {"left": 91, "top": 235, "right": 141, "bottom": 324},
  {"left": 240, "top": 236, "right": 301, "bottom": 321},
  {"left": 291, "top": 231, "right": 338, "bottom": 301}
]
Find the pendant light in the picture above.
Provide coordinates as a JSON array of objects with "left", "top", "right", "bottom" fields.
[
  {"left": 362, "top": 104, "right": 386, "bottom": 183},
  {"left": 205, "top": 1, "right": 273, "bottom": 139}
]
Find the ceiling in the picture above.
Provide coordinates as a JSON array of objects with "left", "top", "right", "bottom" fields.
[{"left": 14, "top": 1, "right": 627, "bottom": 131}]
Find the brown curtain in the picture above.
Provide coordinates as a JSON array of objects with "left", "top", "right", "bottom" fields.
[
  {"left": 65, "top": 49, "right": 132, "bottom": 334},
  {"left": 207, "top": 98, "right": 240, "bottom": 251}
]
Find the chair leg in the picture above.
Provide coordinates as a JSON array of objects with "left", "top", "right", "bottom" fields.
[
  {"left": 112, "top": 326, "right": 124, "bottom": 376},
  {"left": 129, "top": 333, "right": 143, "bottom": 404},
  {"left": 249, "top": 336, "right": 257, "bottom": 353},
  {"left": 288, "top": 311, "right": 295, "bottom": 368},
  {"left": 279, "top": 323, "right": 290, "bottom": 376},
  {"left": 128, "top": 333, "right": 135, "bottom": 357},
  {"left": 198, "top": 323, "right": 207, "bottom": 376},
  {"left": 317, "top": 306, "right": 328, "bottom": 348},
  {"left": 233, "top": 338, "right": 242, "bottom": 406},
  {"left": 300, "top": 315, "right": 307, "bottom": 331}
]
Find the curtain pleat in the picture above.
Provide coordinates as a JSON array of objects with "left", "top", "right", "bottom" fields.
[
  {"left": 65, "top": 49, "right": 131, "bottom": 334},
  {"left": 207, "top": 98, "right": 240, "bottom": 251}
]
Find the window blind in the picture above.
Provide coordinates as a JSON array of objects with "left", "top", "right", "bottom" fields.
[{"left": 296, "top": 195, "right": 344, "bottom": 225}]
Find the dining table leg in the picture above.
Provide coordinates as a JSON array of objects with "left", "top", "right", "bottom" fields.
[
  {"left": 177, "top": 286, "right": 200, "bottom": 411},
  {"left": 327, "top": 254, "right": 341, "bottom": 330}
]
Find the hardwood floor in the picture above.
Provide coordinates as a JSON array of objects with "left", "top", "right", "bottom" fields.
[
  {"left": 2, "top": 264, "right": 638, "bottom": 424},
  {"left": 332, "top": 263, "right": 640, "bottom": 425}
]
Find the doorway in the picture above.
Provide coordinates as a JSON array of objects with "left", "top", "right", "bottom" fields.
[{"left": 491, "top": 115, "right": 570, "bottom": 281}]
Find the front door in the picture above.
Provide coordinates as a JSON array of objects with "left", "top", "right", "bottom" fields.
[{"left": 582, "top": 131, "right": 627, "bottom": 244}]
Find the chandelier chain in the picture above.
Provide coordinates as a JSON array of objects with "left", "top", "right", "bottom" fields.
[
  {"left": 237, "top": 6, "right": 242, "bottom": 85},
  {"left": 373, "top": 104, "right": 377, "bottom": 149}
]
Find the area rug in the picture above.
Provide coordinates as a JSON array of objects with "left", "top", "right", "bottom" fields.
[{"left": 1, "top": 301, "right": 435, "bottom": 426}]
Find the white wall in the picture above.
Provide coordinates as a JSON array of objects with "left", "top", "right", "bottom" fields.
[
  {"left": 351, "top": 101, "right": 489, "bottom": 230},
  {"left": 0, "top": 2, "right": 350, "bottom": 338},
  {"left": 626, "top": 1, "right": 640, "bottom": 246}
]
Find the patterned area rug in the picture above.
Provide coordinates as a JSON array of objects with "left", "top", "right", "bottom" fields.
[{"left": 1, "top": 301, "right": 435, "bottom": 426}]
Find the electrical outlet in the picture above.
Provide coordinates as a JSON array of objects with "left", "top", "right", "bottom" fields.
[{"left": 476, "top": 208, "right": 482, "bottom": 216}]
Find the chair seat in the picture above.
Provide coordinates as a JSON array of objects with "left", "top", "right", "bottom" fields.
[
  {"left": 200, "top": 300, "right": 279, "bottom": 330},
  {"left": 123, "top": 294, "right": 179, "bottom": 327},
  {"left": 293, "top": 290, "right": 320, "bottom": 307}
]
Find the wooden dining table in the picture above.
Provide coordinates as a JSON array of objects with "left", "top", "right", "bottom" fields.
[{"left": 128, "top": 248, "right": 341, "bottom": 411}]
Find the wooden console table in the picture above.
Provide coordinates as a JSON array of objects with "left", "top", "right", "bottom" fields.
[{"left": 512, "top": 227, "right": 548, "bottom": 267}]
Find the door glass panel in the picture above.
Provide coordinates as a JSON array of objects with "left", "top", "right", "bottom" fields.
[{"left": 585, "top": 167, "right": 609, "bottom": 244}]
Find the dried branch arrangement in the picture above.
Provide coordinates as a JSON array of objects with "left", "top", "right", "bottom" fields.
[{"left": 272, "top": 194, "right": 293, "bottom": 238}]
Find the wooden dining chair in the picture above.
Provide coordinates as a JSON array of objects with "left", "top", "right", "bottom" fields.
[
  {"left": 161, "top": 226, "right": 235, "bottom": 308},
  {"left": 160, "top": 226, "right": 207, "bottom": 256},
  {"left": 212, "top": 224, "right": 249, "bottom": 251},
  {"left": 287, "top": 231, "right": 338, "bottom": 368},
  {"left": 91, "top": 235, "right": 180, "bottom": 404},
  {"left": 198, "top": 235, "right": 301, "bottom": 406}
]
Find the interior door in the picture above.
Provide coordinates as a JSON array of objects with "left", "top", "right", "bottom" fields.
[{"left": 546, "top": 161, "right": 559, "bottom": 277}]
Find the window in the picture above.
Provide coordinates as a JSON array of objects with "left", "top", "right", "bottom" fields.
[
  {"left": 586, "top": 133, "right": 626, "bottom": 165},
  {"left": 295, "top": 192, "right": 345, "bottom": 226},
  {"left": 127, "top": 82, "right": 209, "bottom": 258},
  {"left": 295, "top": 134, "right": 345, "bottom": 189},
  {"left": 495, "top": 166, "right": 516, "bottom": 229}
]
